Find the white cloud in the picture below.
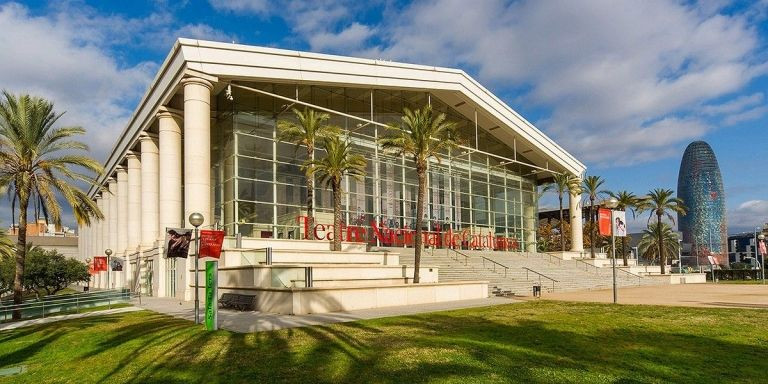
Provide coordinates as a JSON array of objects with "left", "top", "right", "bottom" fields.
[
  {"left": 701, "top": 93, "right": 764, "bottom": 115},
  {"left": 722, "top": 105, "right": 768, "bottom": 126},
  {"left": 0, "top": 2, "right": 232, "bottom": 227},
  {"left": 208, "top": 0, "right": 270, "bottom": 15},
  {"left": 728, "top": 200, "right": 768, "bottom": 231},
  {"left": 308, "top": 22, "right": 375, "bottom": 52},
  {"left": 347, "top": 0, "right": 765, "bottom": 165}
]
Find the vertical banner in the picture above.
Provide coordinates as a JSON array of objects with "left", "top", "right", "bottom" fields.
[
  {"left": 598, "top": 208, "right": 612, "bottom": 236},
  {"left": 88, "top": 260, "right": 96, "bottom": 275},
  {"left": 205, "top": 260, "right": 218, "bottom": 331},
  {"left": 164, "top": 227, "right": 192, "bottom": 258},
  {"left": 612, "top": 210, "right": 627, "bottom": 237},
  {"left": 111, "top": 259, "right": 123, "bottom": 271},
  {"left": 199, "top": 230, "right": 226, "bottom": 258},
  {"left": 93, "top": 256, "right": 107, "bottom": 272}
]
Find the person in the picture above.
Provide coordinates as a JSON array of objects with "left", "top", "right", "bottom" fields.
[
  {"left": 166, "top": 229, "right": 192, "bottom": 258},
  {"left": 615, "top": 217, "right": 626, "bottom": 236}
]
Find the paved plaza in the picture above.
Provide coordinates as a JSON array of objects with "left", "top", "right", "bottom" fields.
[
  {"left": 543, "top": 283, "right": 768, "bottom": 309},
  {"left": 136, "top": 296, "right": 520, "bottom": 333}
]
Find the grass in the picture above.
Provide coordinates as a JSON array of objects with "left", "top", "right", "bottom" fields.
[{"left": 0, "top": 301, "right": 766, "bottom": 383}]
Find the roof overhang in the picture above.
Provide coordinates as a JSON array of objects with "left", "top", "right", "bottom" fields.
[{"left": 90, "top": 38, "right": 586, "bottom": 196}]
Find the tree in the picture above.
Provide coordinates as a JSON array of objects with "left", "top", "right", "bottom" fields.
[
  {"left": 305, "top": 136, "right": 366, "bottom": 251},
  {"left": 277, "top": 108, "right": 341, "bottom": 237},
  {"left": 637, "top": 188, "right": 686, "bottom": 274},
  {"left": 379, "top": 105, "right": 460, "bottom": 283},
  {"left": 582, "top": 175, "right": 607, "bottom": 258},
  {"left": 607, "top": 190, "right": 639, "bottom": 266},
  {"left": 0, "top": 91, "right": 103, "bottom": 319},
  {"left": 638, "top": 222, "right": 680, "bottom": 266},
  {"left": 23, "top": 246, "right": 90, "bottom": 297},
  {"left": 543, "top": 173, "right": 581, "bottom": 251}
]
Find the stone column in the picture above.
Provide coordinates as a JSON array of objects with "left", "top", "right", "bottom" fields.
[
  {"left": 182, "top": 77, "right": 213, "bottom": 228},
  {"left": 127, "top": 153, "right": 142, "bottom": 252},
  {"left": 95, "top": 195, "right": 104, "bottom": 263},
  {"left": 570, "top": 182, "right": 584, "bottom": 253},
  {"left": 139, "top": 132, "right": 161, "bottom": 295},
  {"left": 108, "top": 177, "right": 118, "bottom": 260},
  {"left": 117, "top": 168, "right": 129, "bottom": 289},
  {"left": 140, "top": 133, "right": 159, "bottom": 247},
  {"left": 182, "top": 77, "right": 213, "bottom": 301},
  {"left": 158, "top": 108, "right": 183, "bottom": 298}
]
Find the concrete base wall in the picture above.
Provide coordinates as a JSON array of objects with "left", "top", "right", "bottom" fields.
[{"left": 217, "top": 281, "right": 489, "bottom": 315}]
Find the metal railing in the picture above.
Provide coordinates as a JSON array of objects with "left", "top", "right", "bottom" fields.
[
  {"left": 539, "top": 253, "right": 562, "bottom": 265},
  {"left": 0, "top": 289, "right": 135, "bottom": 322},
  {"left": 572, "top": 258, "right": 600, "bottom": 273},
  {"left": 616, "top": 267, "right": 643, "bottom": 285},
  {"left": 448, "top": 249, "right": 510, "bottom": 277},
  {"left": 522, "top": 267, "right": 559, "bottom": 291},
  {"left": 239, "top": 247, "right": 273, "bottom": 265}
]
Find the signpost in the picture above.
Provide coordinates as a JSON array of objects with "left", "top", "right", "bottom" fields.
[{"left": 205, "top": 260, "right": 218, "bottom": 331}]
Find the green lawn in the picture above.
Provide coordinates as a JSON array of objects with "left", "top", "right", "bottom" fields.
[{"left": 0, "top": 301, "right": 766, "bottom": 383}]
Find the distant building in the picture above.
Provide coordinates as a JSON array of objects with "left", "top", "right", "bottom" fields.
[
  {"left": 677, "top": 141, "right": 727, "bottom": 266},
  {"left": 5, "top": 235, "right": 79, "bottom": 260},
  {"left": 8, "top": 219, "right": 75, "bottom": 237}
]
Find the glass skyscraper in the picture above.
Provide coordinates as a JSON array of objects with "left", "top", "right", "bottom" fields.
[{"left": 677, "top": 141, "right": 727, "bottom": 265}]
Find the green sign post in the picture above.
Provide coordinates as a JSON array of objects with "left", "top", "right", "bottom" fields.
[{"left": 205, "top": 260, "right": 218, "bottom": 331}]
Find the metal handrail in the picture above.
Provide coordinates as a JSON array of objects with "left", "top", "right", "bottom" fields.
[
  {"left": 540, "top": 252, "right": 562, "bottom": 265},
  {"left": 0, "top": 290, "right": 136, "bottom": 322},
  {"left": 450, "top": 249, "right": 510, "bottom": 277},
  {"left": 616, "top": 267, "right": 643, "bottom": 285},
  {"left": 446, "top": 248, "right": 470, "bottom": 265},
  {"left": 572, "top": 257, "right": 600, "bottom": 273},
  {"left": 522, "top": 267, "right": 559, "bottom": 292}
]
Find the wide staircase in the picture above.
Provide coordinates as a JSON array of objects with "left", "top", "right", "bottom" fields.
[{"left": 388, "top": 247, "right": 668, "bottom": 296}]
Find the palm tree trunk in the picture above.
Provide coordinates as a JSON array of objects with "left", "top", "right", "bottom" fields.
[
  {"left": 589, "top": 199, "right": 596, "bottom": 258},
  {"left": 558, "top": 194, "right": 565, "bottom": 251},
  {"left": 305, "top": 145, "right": 315, "bottom": 239},
  {"left": 657, "top": 214, "right": 665, "bottom": 274},
  {"left": 622, "top": 237, "right": 628, "bottom": 267},
  {"left": 332, "top": 178, "right": 342, "bottom": 252},
  {"left": 413, "top": 163, "right": 427, "bottom": 284},
  {"left": 12, "top": 194, "right": 29, "bottom": 320}
]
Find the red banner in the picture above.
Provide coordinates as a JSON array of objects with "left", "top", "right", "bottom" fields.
[
  {"left": 88, "top": 260, "right": 96, "bottom": 275},
  {"left": 93, "top": 256, "right": 107, "bottom": 272},
  {"left": 598, "top": 208, "right": 612, "bottom": 236},
  {"left": 199, "top": 230, "right": 225, "bottom": 259}
]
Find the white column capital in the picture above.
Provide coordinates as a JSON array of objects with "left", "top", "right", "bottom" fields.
[
  {"left": 115, "top": 166, "right": 127, "bottom": 175},
  {"left": 181, "top": 77, "right": 214, "bottom": 90},
  {"left": 157, "top": 106, "right": 183, "bottom": 120},
  {"left": 139, "top": 131, "right": 159, "bottom": 142}
]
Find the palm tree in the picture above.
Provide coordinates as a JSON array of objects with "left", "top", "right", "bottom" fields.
[
  {"left": 607, "top": 190, "right": 639, "bottom": 266},
  {"left": 582, "top": 175, "right": 606, "bottom": 258},
  {"left": 0, "top": 91, "right": 103, "bottom": 319},
  {"left": 638, "top": 222, "right": 680, "bottom": 266},
  {"left": 379, "top": 105, "right": 459, "bottom": 283},
  {"left": 305, "top": 136, "right": 366, "bottom": 251},
  {"left": 543, "top": 173, "right": 581, "bottom": 251},
  {"left": 277, "top": 108, "right": 340, "bottom": 237},
  {"left": 637, "top": 188, "right": 686, "bottom": 274}
]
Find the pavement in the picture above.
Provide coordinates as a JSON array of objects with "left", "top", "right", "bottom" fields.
[
  {"left": 543, "top": 283, "right": 768, "bottom": 309},
  {"left": 0, "top": 306, "right": 143, "bottom": 332},
  {"left": 136, "top": 296, "right": 520, "bottom": 333}
]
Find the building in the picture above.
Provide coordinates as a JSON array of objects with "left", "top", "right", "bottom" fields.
[
  {"left": 77, "top": 39, "right": 586, "bottom": 304},
  {"left": 677, "top": 141, "right": 727, "bottom": 266},
  {"left": 8, "top": 220, "right": 75, "bottom": 237},
  {"left": 6, "top": 235, "right": 79, "bottom": 261}
]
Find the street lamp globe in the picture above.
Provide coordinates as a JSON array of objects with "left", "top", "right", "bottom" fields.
[
  {"left": 104, "top": 249, "right": 113, "bottom": 257},
  {"left": 189, "top": 212, "right": 204, "bottom": 228},
  {"left": 606, "top": 197, "right": 619, "bottom": 209},
  {"left": 759, "top": 234, "right": 765, "bottom": 241}
]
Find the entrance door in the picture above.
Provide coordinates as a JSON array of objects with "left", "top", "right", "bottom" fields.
[
  {"left": 167, "top": 258, "right": 176, "bottom": 297},
  {"left": 145, "top": 259, "right": 154, "bottom": 297}
]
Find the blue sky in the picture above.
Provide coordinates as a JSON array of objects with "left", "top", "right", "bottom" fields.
[{"left": 0, "top": 0, "right": 766, "bottom": 233}]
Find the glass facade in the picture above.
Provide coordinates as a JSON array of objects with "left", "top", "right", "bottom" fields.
[
  {"left": 677, "top": 141, "right": 727, "bottom": 264},
  {"left": 212, "top": 83, "right": 540, "bottom": 250}
]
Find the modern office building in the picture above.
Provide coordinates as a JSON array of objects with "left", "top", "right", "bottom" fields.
[
  {"left": 677, "top": 141, "right": 727, "bottom": 266},
  {"left": 77, "top": 39, "right": 586, "bottom": 302}
]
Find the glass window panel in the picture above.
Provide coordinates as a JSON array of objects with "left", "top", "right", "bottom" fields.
[
  {"left": 237, "top": 134, "right": 272, "bottom": 159},
  {"left": 238, "top": 179, "right": 273, "bottom": 203},
  {"left": 237, "top": 202, "right": 273, "bottom": 224}
]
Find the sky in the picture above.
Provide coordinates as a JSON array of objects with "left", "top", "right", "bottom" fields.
[{"left": 0, "top": 0, "right": 766, "bottom": 234}]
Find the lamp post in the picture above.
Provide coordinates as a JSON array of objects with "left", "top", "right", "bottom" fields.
[
  {"left": 85, "top": 257, "right": 91, "bottom": 292},
  {"left": 189, "top": 212, "right": 204, "bottom": 325},
  {"left": 606, "top": 197, "right": 619, "bottom": 304},
  {"left": 105, "top": 248, "right": 113, "bottom": 290},
  {"left": 759, "top": 233, "right": 765, "bottom": 285},
  {"left": 678, "top": 239, "right": 683, "bottom": 274}
]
